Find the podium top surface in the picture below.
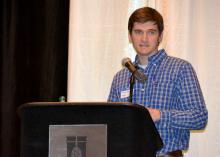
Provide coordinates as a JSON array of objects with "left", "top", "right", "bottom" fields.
[{"left": 18, "top": 102, "right": 147, "bottom": 114}]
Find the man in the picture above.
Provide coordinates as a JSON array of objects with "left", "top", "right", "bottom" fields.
[{"left": 108, "top": 7, "right": 208, "bottom": 157}]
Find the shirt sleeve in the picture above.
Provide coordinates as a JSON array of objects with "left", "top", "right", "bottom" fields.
[
  {"left": 159, "top": 62, "right": 208, "bottom": 130},
  {"left": 108, "top": 75, "right": 119, "bottom": 102}
]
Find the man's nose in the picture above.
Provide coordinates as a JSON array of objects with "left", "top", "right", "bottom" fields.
[{"left": 141, "top": 33, "right": 148, "bottom": 42}]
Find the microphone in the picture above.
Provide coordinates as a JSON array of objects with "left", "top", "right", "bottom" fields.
[{"left": 122, "top": 57, "right": 147, "bottom": 83}]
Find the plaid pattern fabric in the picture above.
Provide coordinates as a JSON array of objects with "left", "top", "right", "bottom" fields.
[{"left": 108, "top": 49, "right": 208, "bottom": 154}]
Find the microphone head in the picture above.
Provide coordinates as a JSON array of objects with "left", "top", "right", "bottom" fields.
[{"left": 122, "top": 57, "right": 131, "bottom": 66}]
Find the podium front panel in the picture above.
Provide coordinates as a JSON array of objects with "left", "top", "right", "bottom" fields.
[{"left": 19, "top": 102, "right": 163, "bottom": 157}]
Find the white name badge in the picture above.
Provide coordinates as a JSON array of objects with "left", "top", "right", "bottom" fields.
[{"left": 120, "top": 90, "right": 130, "bottom": 99}]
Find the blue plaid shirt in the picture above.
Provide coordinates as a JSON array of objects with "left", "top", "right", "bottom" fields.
[{"left": 108, "top": 49, "right": 208, "bottom": 154}]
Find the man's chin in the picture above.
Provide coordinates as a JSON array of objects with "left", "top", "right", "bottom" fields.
[
  {"left": 137, "top": 51, "right": 152, "bottom": 56},
  {"left": 137, "top": 49, "right": 158, "bottom": 57}
]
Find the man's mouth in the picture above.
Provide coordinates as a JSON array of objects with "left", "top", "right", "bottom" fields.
[{"left": 140, "top": 44, "right": 149, "bottom": 47}]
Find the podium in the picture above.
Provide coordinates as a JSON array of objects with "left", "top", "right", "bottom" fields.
[{"left": 18, "top": 102, "right": 163, "bottom": 157}]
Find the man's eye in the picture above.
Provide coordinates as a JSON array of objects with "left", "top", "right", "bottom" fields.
[
  {"left": 149, "top": 31, "right": 156, "bottom": 35},
  {"left": 134, "top": 30, "right": 142, "bottom": 34},
  {"left": 148, "top": 30, "right": 158, "bottom": 35}
]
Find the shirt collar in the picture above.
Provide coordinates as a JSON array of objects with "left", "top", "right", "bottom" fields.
[{"left": 134, "top": 49, "right": 167, "bottom": 66}]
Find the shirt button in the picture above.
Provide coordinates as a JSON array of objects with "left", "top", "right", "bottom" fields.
[{"left": 141, "top": 88, "right": 145, "bottom": 92}]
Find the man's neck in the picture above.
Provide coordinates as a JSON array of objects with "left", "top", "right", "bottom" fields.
[
  {"left": 138, "top": 50, "right": 158, "bottom": 65},
  {"left": 138, "top": 55, "right": 149, "bottom": 65}
]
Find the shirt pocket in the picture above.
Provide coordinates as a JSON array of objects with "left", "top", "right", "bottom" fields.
[{"left": 149, "top": 80, "right": 176, "bottom": 109}]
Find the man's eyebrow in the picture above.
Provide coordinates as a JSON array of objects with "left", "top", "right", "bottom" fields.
[
  {"left": 133, "top": 29, "right": 143, "bottom": 31},
  {"left": 133, "top": 28, "right": 158, "bottom": 32},
  {"left": 148, "top": 28, "right": 158, "bottom": 31}
]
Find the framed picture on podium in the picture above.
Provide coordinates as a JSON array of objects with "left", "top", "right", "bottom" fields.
[{"left": 49, "top": 124, "right": 107, "bottom": 157}]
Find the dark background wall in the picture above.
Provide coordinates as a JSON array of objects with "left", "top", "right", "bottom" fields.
[{"left": 0, "top": 0, "right": 69, "bottom": 156}]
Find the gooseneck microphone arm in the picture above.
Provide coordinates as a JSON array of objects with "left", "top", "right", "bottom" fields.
[
  {"left": 129, "top": 73, "right": 135, "bottom": 103},
  {"left": 122, "top": 57, "right": 147, "bottom": 83}
]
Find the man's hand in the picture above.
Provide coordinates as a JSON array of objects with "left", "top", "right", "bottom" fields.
[{"left": 146, "top": 108, "right": 161, "bottom": 122}]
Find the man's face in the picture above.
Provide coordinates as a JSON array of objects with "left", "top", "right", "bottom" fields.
[{"left": 129, "top": 21, "right": 163, "bottom": 57}]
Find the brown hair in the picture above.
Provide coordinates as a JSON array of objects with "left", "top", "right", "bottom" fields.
[{"left": 128, "top": 7, "right": 164, "bottom": 35}]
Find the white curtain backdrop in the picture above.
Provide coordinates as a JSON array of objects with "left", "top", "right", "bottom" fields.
[{"left": 68, "top": 0, "right": 220, "bottom": 156}]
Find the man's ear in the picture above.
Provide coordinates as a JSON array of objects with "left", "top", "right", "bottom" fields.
[
  {"left": 128, "top": 32, "right": 132, "bottom": 43},
  {"left": 158, "top": 32, "right": 163, "bottom": 43}
]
